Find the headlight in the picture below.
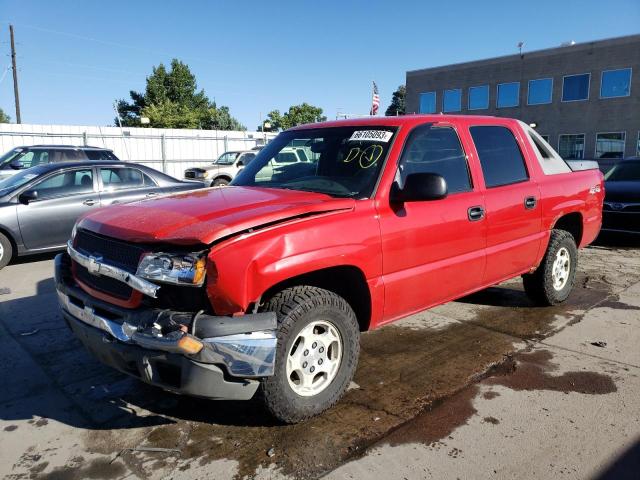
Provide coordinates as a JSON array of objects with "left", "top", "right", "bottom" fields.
[
  {"left": 136, "top": 252, "right": 207, "bottom": 286},
  {"left": 202, "top": 171, "right": 211, "bottom": 179},
  {"left": 70, "top": 224, "right": 78, "bottom": 242}
]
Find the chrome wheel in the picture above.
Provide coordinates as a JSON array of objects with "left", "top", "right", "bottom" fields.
[
  {"left": 286, "top": 320, "right": 342, "bottom": 397},
  {"left": 0, "top": 242, "right": 4, "bottom": 262},
  {"left": 551, "top": 247, "right": 571, "bottom": 291}
]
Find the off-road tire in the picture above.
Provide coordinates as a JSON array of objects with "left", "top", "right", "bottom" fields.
[
  {"left": 212, "top": 178, "right": 230, "bottom": 187},
  {"left": 523, "top": 229, "right": 577, "bottom": 306},
  {"left": 0, "top": 232, "right": 13, "bottom": 270},
  {"left": 260, "top": 286, "right": 360, "bottom": 423}
]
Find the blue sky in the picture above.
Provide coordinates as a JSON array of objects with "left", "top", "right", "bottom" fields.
[{"left": 0, "top": 0, "right": 638, "bottom": 129}]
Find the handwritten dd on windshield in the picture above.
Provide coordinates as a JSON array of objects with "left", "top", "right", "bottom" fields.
[{"left": 343, "top": 145, "right": 384, "bottom": 169}]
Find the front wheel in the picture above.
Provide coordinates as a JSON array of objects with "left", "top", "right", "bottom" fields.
[
  {"left": 0, "top": 232, "right": 13, "bottom": 270},
  {"left": 523, "top": 229, "right": 578, "bottom": 305},
  {"left": 211, "top": 178, "right": 230, "bottom": 187},
  {"left": 260, "top": 286, "right": 360, "bottom": 423}
]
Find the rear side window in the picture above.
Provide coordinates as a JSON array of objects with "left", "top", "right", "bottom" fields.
[
  {"left": 470, "top": 126, "right": 528, "bottom": 188},
  {"left": 398, "top": 125, "right": 472, "bottom": 194},
  {"left": 100, "top": 167, "right": 146, "bottom": 190},
  {"left": 86, "top": 150, "right": 118, "bottom": 160}
]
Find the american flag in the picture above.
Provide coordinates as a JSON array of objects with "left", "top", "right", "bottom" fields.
[{"left": 370, "top": 81, "right": 380, "bottom": 115}]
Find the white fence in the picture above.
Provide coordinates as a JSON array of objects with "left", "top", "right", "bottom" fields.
[{"left": 0, "top": 123, "right": 277, "bottom": 178}]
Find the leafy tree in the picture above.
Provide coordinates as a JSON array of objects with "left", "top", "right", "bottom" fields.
[
  {"left": 0, "top": 108, "right": 10, "bottom": 123},
  {"left": 266, "top": 103, "right": 327, "bottom": 131},
  {"left": 385, "top": 85, "right": 406, "bottom": 116},
  {"left": 115, "top": 59, "right": 244, "bottom": 130}
]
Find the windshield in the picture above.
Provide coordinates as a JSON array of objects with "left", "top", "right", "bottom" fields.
[
  {"left": 214, "top": 152, "right": 240, "bottom": 165},
  {"left": 232, "top": 126, "right": 397, "bottom": 198},
  {"left": 604, "top": 161, "right": 640, "bottom": 182},
  {"left": 0, "top": 168, "right": 41, "bottom": 196},
  {"left": 0, "top": 148, "right": 25, "bottom": 168}
]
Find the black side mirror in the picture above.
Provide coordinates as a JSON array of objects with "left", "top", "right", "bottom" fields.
[
  {"left": 390, "top": 173, "right": 447, "bottom": 203},
  {"left": 9, "top": 160, "right": 24, "bottom": 170},
  {"left": 236, "top": 160, "right": 245, "bottom": 167},
  {"left": 19, "top": 190, "right": 38, "bottom": 205}
]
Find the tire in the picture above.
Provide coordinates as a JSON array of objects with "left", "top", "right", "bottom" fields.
[
  {"left": 260, "top": 286, "right": 360, "bottom": 423},
  {"left": 0, "top": 232, "right": 13, "bottom": 270},
  {"left": 523, "top": 229, "right": 577, "bottom": 306},
  {"left": 211, "top": 178, "right": 230, "bottom": 187}
]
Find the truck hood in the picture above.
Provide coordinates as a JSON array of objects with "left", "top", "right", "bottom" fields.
[{"left": 77, "top": 186, "right": 355, "bottom": 245}]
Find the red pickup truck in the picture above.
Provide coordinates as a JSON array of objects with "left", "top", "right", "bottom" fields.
[{"left": 55, "top": 115, "right": 603, "bottom": 423}]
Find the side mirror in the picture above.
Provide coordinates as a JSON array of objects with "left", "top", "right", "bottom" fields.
[
  {"left": 236, "top": 160, "right": 245, "bottom": 167},
  {"left": 19, "top": 190, "right": 38, "bottom": 205},
  {"left": 390, "top": 173, "right": 447, "bottom": 203},
  {"left": 9, "top": 160, "right": 24, "bottom": 170}
]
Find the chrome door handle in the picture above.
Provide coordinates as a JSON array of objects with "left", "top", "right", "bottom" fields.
[
  {"left": 524, "top": 196, "right": 537, "bottom": 209},
  {"left": 468, "top": 205, "right": 485, "bottom": 221},
  {"left": 146, "top": 192, "right": 159, "bottom": 198},
  {"left": 83, "top": 199, "right": 97, "bottom": 206}
]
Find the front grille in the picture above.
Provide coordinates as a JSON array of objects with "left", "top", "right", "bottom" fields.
[
  {"left": 602, "top": 212, "right": 640, "bottom": 232},
  {"left": 75, "top": 229, "right": 145, "bottom": 273},
  {"left": 73, "top": 229, "right": 146, "bottom": 301},
  {"left": 75, "top": 263, "right": 133, "bottom": 299},
  {"left": 185, "top": 171, "right": 196, "bottom": 179}
]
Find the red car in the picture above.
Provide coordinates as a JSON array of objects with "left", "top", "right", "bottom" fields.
[{"left": 55, "top": 115, "right": 603, "bottom": 423}]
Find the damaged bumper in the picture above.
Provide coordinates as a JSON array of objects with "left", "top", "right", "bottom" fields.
[{"left": 55, "top": 253, "right": 277, "bottom": 401}]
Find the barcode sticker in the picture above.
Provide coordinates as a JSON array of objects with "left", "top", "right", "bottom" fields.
[{"left": 348, "top": 130, "right": 393, "bottom": 143}]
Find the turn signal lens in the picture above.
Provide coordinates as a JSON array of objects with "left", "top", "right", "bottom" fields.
[{"left": 177, "top": 335, "right": 204, "bottom": 354}]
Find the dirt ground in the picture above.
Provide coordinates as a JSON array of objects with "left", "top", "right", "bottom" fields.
[{"left": 1, "top": 239, "right": 639, "bottom": 479}]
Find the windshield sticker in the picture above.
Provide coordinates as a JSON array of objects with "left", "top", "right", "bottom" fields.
[
  {"left": 348, "top": 130, "right": 393, "bottom": 143},
  {"left": 343, "top": 145, "right": 384, "bottom": 168}
]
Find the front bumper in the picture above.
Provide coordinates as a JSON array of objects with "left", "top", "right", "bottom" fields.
[{"left": 55, "top": 253, "right": 277, "bottom": 401}]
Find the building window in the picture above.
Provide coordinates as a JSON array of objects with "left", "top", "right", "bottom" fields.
[
  {"left": 419, "top": 92, "right": 436, "bottom": 113},
  {"left": 497, "top": 82, "right": 520, "bottom": 108},
  {"left": 562, "top": 73, "right": 590, "bottom": 102},
  {"left": 528, "top": 78, "right": 553, "bottom": 105},
  {"left": 443, "top": 89, "right": 462, "bottom": 112},
  {"left": 470, "top": 126, "right": 529, "bottom": 188},
  {"left": 468, "top": 85, "right": 489, "bottom": 110},
  {"left": 600, "top": 68, "right": 632, "bottom": 98},
  {"left": 558, "top": 134, "right": 585, "bottom": 159},
  {"left": 596, "top": 132, "right": 626, "bottom": 159}
]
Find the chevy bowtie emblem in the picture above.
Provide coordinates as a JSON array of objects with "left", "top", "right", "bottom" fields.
[{"left": 88, "top": 255, "right": 103, "bottom": 275}]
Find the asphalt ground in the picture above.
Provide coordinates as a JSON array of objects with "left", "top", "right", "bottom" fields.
[{"left": 1, "top": 237, "right": 639, "bottom": 480}]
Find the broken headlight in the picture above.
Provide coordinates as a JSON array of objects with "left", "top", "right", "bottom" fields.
[{"left": 136, "top": 252, "right": 207, "bottom": 286}]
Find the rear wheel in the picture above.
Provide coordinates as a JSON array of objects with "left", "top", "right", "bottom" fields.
[
  {"left": 0, "top": 232, "right": 13, "bottom": 270},
  {"left": 260, "top": 286, "right": 360, "bottom": 423},
  {"left": 211, "top": 178, "right": 230, "bottom": 187},
  {"left": 523, "top": 229, "right": 577, "bottom": 305}
]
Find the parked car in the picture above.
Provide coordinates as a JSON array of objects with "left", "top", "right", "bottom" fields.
[
  {"left": 0, "top": 161, "right": 203, "bottom": 269},
  {"left": 56, "top": 115, "right": 603, "bottom": 423},
  {"left": 601, "top": 158, "right": 640, "bottom": 235},
  {"left": 183, "top": 150, "right": 258, "bottom": 186},
  {"left": 0, "top": 145, "right": 120, "bottom": 181}
]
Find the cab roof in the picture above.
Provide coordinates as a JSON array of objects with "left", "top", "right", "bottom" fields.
[{"left": 289, "top": 114, "right": 505, "bottom": 131}]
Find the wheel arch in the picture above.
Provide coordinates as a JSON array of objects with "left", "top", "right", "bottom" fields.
[
  {"left": 0, "top": 224, "right": 18, "bottom": 260},
  {"left": 259, "top": 265, "right": 372, "bottom": 332},
  {"left": 552, "top": 212, "right": 583, "bottom": 247}
]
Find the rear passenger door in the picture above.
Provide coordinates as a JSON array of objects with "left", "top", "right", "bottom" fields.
[
  {"left": 379, "top": 123, "right": 487, "bottom": 320},
  {"left": 468, "top": 125, "right": 542, "bottom": 284},
  {"left": 98, "top": 167, "right": 160, "bottom": 205}
]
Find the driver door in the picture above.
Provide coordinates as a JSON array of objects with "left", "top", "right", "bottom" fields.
[
  {"left": 377, "top": 124, "right": 487, "bottom": 321},
  {"left": 17, "top": 167, "right": 99, "bottom": 250}
]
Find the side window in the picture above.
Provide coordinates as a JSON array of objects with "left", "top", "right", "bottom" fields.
[
  {"left": 62, "top": 150, "right": 87, "bottom": 161},
  {"left": 34, "top": 169, "right": 94, "bottom": 199},
  {"left": 101, "top": 168, "right": 145, "bottom": 190},
  {"left": 86, "top": 150, "right": 117, "bottom": 160},
  {"left": 398, "top": 125, "right": 472, "bottom": 194},
  {"left": 470, "top": 126, "right": 529, "bottom": 188},
  {"left": 239, "top": 153, "right": 255, "bottom": 165}
]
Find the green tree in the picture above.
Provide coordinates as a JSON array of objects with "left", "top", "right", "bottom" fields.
[
  {"left": 385, "top": 85, "right": 406, "bottom": 116},
  {"left": 115, "top": 59, "right": 244, "bottom": 130},
  {"left": 265, "top": 103, "right": 327, "bottom": 131},
  {"left": 0, "top": 108, "right": 10, "bottom": 123}
]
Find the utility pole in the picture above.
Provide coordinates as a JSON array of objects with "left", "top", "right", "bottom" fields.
[{"left": 9, "top": 25, "right": 21, "bottom": 124}]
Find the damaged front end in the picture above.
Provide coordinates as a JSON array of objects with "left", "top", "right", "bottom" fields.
[{"left": 55, "top": 253, "right": 277, "bottom": 400}]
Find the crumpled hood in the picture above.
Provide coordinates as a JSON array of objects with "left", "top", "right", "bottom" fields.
[{"left": 77, "top": 186, "right": 355, "bottom": 245}]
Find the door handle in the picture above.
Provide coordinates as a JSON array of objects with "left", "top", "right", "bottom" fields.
[
  {"left": 83, "top": 199, "right": 97, "bottom": 206},
  {"left": 467, "top": 205, "right": 485, "bottom": 221},
  {"left": 146, "top": 192, "right": 159, "bottom": 198},
  {"left": 524, "top": 196, "right": 537, "bottom": 209}
]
